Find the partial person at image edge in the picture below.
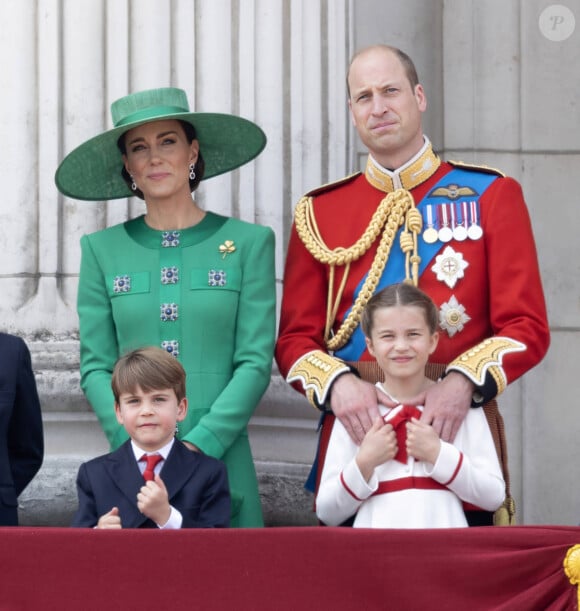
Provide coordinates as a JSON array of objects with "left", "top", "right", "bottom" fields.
[{"left": 0, "top": 332, "right": 44, "bottom": 526}]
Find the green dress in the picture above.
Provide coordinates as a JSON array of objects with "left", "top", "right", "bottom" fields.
[{"left": 77, "top": 212, "right": 276, "bottom": 527}]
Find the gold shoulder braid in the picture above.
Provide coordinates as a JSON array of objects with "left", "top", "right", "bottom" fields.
[
  {"left": 294, "top": 188, "right": 422, "bottom": 352},
  {"left": 448, "top": 159, "right": 505, "bottom": 177}
]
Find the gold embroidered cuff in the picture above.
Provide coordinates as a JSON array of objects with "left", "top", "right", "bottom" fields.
[
  {"left": 287, "top": 350, "right": 351, "bottom": 408},
  {"left": 446, "top": 337, "right": 526, "bottom": 395}
]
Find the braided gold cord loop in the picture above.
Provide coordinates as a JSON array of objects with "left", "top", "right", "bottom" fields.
[
  {"left": 294, "top": 194, "right": 392, "bottom": 265},
  {"left": 293, "top": 188, "right": 421, "bottom": 352},
  {"left": 406, "top": 207, "right": 422, "bottom": 232},
  {"left": 403, "top": 207, "right": 423, "bottom": 285}
]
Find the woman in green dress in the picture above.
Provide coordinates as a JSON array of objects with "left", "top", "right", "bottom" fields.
[{"left": 55, "top": 88, "right": 275, "bottom": 527}]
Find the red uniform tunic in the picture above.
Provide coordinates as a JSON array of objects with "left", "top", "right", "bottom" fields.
[
  {"left": 275, "top": 142, "right": 549, "bottom": 520},
  {"left": 276, "top": 149, "right": 549, "bottom": 405}
]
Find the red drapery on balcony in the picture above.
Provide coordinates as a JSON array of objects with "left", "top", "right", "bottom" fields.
[{"left": 0, "top": 525, "right": 579, "bottom": 610}]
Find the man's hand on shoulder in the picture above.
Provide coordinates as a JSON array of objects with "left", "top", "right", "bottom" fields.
[
  {"left": 415, "top": 372, "right": 474, "bottom": 442},
  {"left": 330, "top": 374, "right": 397, "bottom": 444}
]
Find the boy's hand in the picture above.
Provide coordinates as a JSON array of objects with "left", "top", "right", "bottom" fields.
[
  {"left": 97, "top": 506, "right": 122, "bottom": 529},
  {"left": 355, "top": 417, "right": 397, "bottom": 482},
  {"left": 137, "top": 474, "right": 171, "bottom": 526},
  {"left": 406, "top": 418, "right": 441, "bottom": 464}
]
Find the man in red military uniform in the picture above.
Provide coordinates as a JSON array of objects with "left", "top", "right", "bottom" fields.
[{"left": 275, "top": 44, "right": 549, "bottom": 525}]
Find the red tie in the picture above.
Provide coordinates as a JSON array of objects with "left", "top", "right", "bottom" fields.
[
  {"left": 385, "top": 405, "right": 422, "bottom": 464},
  {"left": 141, "top": 454, "right": 163, "bottom": 481}
]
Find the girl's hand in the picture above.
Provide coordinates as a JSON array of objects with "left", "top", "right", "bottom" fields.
[
  {"left": 356, "top": 417, "right": 398, "bottom": 481},
  {"left": 406, "top": 418, "right": 441, "bottom": 464}
]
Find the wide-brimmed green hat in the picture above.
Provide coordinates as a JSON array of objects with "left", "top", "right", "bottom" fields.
[{"left": 55, "top": 87, "right": 266, "bottom": 201}]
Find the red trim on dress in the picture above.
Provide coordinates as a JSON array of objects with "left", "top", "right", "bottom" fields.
[
  {"left": 340, "top": 472, "right": 364, "bottom": 501},
  {"left": 441, "top": 452, "right": 464, "bottom": 486},
  {"left": 371, "top": 477, "right": 447, "bottom": 496}
]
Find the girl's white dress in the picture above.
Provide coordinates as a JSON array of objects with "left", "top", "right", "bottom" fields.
[{"left": 316, "top": 384, "right": 505, "bottom": 528}]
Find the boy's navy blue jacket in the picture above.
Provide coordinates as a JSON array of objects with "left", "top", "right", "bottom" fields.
[{"left": 71, "top": 439, "right": 230, "bottom": 528}]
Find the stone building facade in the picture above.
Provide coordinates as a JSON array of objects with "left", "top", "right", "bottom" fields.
[{"left": 1, "top": 0, "right": 578, "bottom": 525}]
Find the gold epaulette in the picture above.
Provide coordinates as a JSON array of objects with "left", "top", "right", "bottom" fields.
[
  {"left": 305, "top": 172, "right": 362, "bottom": 198},
  {"left": 446, "top": 336, "right": 526, "bottom": 395},
  {"left": 287, "top": 350, "right": 352, "bottom": 408},
  {"left": 448, "top": 159, "right": 506, "bottom": 178}
]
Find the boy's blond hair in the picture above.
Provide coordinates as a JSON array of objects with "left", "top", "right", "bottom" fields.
[{"left": 111, "top": 347, "right": 186, "bottom": 402}]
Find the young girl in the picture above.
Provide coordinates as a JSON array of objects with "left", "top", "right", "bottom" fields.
[{"left": 316, "top": 283, "right": 505, "bottom": 528}]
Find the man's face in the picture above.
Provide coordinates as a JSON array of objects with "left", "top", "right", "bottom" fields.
[{"left": 348, "top": 48, "right": 427, "bottom": 169}]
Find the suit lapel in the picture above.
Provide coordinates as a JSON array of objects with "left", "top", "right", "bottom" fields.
[
  {"left": 105, "top": 441, "right": 149, "bottom": 528},
  {"left": 161, "top": 440, "right": 199, "bottom": 500}
]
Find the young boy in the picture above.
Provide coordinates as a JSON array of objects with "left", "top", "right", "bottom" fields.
[
  {"left": 71, "top": 347, "right": 230, "bottom": 528},
  {"left": 316, "top": 283, "right": 505, "bottom": 528}
]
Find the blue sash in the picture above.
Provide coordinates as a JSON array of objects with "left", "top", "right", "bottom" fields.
[{"left": 334, "top": 168, "right": 498, "bottom": 361}]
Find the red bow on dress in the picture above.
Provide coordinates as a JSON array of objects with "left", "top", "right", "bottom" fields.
[{"left": 385, "top": 405, "right": 422, "bottom": 464}]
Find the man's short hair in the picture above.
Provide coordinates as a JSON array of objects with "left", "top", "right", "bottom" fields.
[{"left": 347, "top": 44, "right": 420, "bottom": 96}]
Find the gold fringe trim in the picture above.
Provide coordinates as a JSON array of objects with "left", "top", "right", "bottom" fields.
[{"left": 493, "top": 496, "right": 516, "bottom": 526}]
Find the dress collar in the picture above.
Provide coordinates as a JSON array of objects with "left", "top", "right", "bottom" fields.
[
  {"left": 124, "top": 211, "right": 227, "bottom": 249},
  {"left": 364, "top": 137, "right": 441, "bottom": 193}
]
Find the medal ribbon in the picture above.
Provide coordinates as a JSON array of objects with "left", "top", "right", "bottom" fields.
[{"left": 335, "top": 168, "right": 499, "bottom": 361}]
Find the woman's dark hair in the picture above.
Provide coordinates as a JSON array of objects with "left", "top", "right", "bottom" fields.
[
  {"left": 361, "top": 282, "right": 439, "bottom": 338},
  {"left": 117, "top": 120, "right": 205, "bottom": 199}
]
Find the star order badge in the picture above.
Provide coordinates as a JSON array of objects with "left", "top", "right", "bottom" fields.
[
  {"left": 439, "top": 295, "right": 471, "bottom": 337},
  {"left": 431, "top": 246, "right": 469, "bottom": 288}
]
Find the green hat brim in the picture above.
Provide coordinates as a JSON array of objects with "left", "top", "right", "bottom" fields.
[{"left": 55, "top": 112, "right": 266, "bottom": 201}]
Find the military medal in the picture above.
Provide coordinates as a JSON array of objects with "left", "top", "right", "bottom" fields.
[
  {"left": 467, "top": 200, "right": 483, "bottom": 240},
  {"left": 431, "top": 245, "right": 469, "bottom": 289},
  {"left": 452, "top": 202, "right": 468, "bottom": 241},
  {"left": 422, "top": 205, "right": 439, "bottom": 244},
  {"left": 439, "top": 295, "right": 471, "bottom": 337},
  {"left": 437, "top": 204, "right": 453, "bottom": 242}
]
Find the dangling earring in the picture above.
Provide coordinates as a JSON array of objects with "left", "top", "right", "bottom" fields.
[
  {"left": 189, "top": 163, "right": 196, "bottom": 181},
  {"left": 130, "top": 175, "right": 137, "bottom": 191},
  {"left": 175, "top": 423, "right": 179, "bottom": 436}
]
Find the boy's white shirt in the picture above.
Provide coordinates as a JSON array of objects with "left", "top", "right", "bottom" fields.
[{"left": 131, "top": 437, "right": 183, "bottom": 529}]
